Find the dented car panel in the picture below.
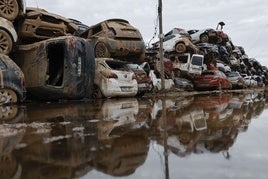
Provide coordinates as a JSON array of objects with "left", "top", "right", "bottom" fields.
[
  {"left": 18, "top": 7, "right": 78, "bottom": 43},
  {"left": 0, "top": 54, "right": 26, "bottom": 104},
  {"left": 80, "top": 19, "right": 145, "bottom": 62},
  {"left": 14, "top": 36, "right": 95, "bottom": 100},
  {"left": 94, "top": 58, "right": 138, "bottom": 98}
]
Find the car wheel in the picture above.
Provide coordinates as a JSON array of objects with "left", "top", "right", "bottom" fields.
[
  {"left": 95, "top": 42, "right": 110, "bottom": 58},
  {"left": 92, "top": 85, "right": 103, "bottom": 99},
  {"left": 175, "top": 42, "right": 186, "bottom": 53},
  {"left": 0, "top": 105, "right": 18, "bottom": 120},
  {"left": 0, "top": 89, "right": 18, "bottom": 104},
  {"left": 0, "top": 28, "right": 13, "bottom": 55},
  {"left": 173, "top": 69, "right": 181, "bottom": 77},
  {"left": 0, "top": 0, "right": 19, "bottom": 21},
  {"left": 200, "top": 34, "right": 209, "bottom": 43}
]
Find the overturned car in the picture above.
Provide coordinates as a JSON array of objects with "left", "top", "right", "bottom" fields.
[
  {"left": 14, "top": 36, "right": 95, "bottom": 100},
  {"left": 17, "top": 7, "right": 78, "bottom": 43}
]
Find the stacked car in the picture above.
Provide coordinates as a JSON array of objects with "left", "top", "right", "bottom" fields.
[
  {"left": 0, "top": 2, "right": 268, "bottom": 103},
  {"left": 148, "top": 21, "right": 268, "bottom": 91}
]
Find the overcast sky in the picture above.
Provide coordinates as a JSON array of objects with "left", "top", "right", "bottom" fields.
[{"left": 26, "top": 0, "right": 268, "bottom": 66}]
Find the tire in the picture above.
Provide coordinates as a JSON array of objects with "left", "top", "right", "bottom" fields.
[
  {"left": 175, "top": 42, "right": 186, "bottom": 53},
  {"left": 0, "top": 0, "right": 19, "bottom": 21},
  {"left": 173, "top": 69, "right": 181, "bottom": 77},
  {"left": 0, "top": 28, "right": 13, "bottom": 55},
  {"left": 200, "top": 33, "right": 209, "bottom": 43},
  {"left": 0, "top": 89, "right": 18, "bottom": 104},
  {"left": 0, "top": 105, "right": 18, "bottom": 120},
  {"left": 94, "top": 42, "right": 110, "bottom": 58}
]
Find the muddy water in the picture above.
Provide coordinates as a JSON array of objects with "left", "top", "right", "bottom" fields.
[{"left": 0, "top": 91, "right": 268, "bottom": 179}]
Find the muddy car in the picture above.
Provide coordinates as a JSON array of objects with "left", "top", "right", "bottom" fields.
[
  {"left": 0, "top": 54, "right": 25, "bottom": 104},
  {"left": 0, "top": 0, "right": 25, "bottom": 21},
  {"left": 149, "top": 70, "right": 174, "bottom": 92},
  {"left": 0, "top": 17, "right": 17, "bottom": 55},
  {"left": 188, "top": 28, "right": 218, "bottom": 44},
  {"left": 14, "top": 36, "right": 95, "bottom": 100},
  {"left": 126, "top": 63, "right": 152, "bottom": 95},
  {"left": 153, "top": 33, "right": 197, "bottom": 54},
  {"left": 93, "top": 58, "right": 138, "bottom": 98},
  {"left": 194, "top": 70, "right": 232, "bottom": 90},
  {"left": 18, "top": 7, "right": 78, "bottom": 43},
  {"left": 80, "top": 18, "right": 146, "bottom": 62}
]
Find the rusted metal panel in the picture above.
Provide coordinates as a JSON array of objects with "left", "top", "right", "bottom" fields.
[{"left": 14, "top": 36, "right": 95, "bottom": 100}]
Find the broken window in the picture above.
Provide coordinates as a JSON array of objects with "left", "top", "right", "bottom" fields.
[
  {"left": 46, "top": 42, "right": 65, "bottom": 86},
  {"left": 178, "top": 55, "right": 188, "bottom": 63},
  {"left": 106, "top": 60, "right": 129, "bottom": 71}
]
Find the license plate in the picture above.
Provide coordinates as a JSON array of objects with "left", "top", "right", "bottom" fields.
[
  {"left": 121, "top": 87, "right": 133, "bottom": 92},
  {"left": 138, "top": 83, "right": 147, "bottom": 88}
]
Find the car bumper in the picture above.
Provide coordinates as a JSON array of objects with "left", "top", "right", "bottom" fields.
[{"left": 101, "top": 79, "right": 138, "bottom": 97}]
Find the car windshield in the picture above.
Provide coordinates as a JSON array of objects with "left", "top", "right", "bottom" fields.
[
  {"left": 178, "top": 55, "right": 189, "bottom": 63},
  {"left": 126, "top": 64, "right": 142, "bottom": 70},
  {"left": 202, "top": 71, "right": 216, "bottom": 76},
  {"left": 227, "top": 72, "right": 239, "bottom": 77},
  {"left": 191, "top": 56, "right": 203, "bottom": 66}
]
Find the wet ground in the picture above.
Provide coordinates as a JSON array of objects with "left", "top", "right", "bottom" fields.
[{"left": 0, "top": 90, "right": 268, "bottom": 179}]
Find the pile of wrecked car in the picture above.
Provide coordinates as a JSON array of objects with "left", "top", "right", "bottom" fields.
[{"left": 0, "top": 1, "right": 267, "bottom": 104}]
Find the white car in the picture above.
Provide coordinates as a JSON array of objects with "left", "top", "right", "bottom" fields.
[
  {"left": 153, "top": 33, "right": 196, "bottom": 54},
  {"left": 0, "top": 17, "right": 18, "bottom": 55},
  {"left": 188, "top": 28, "right": 218, "bottom": 44},
  {"left": 93, "top": 58, "right": 138, "bottom": 98},
  {"left": 149, "top": 70, "right": 174, "bottom": 91}
]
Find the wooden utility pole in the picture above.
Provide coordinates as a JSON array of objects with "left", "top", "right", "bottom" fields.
[{"left": 158, "top": 0, "right": 165, "bottom": 90}]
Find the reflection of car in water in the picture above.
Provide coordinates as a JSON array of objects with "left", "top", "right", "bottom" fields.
[
  {"left": 14, "top": 36, "right": 95, "bottom": 100},
  {"left": 97, "top": 98, "right": 147, "bottom": 139},
  {"left": 92, "top": 128, "right": 149, "bottom": 177}
]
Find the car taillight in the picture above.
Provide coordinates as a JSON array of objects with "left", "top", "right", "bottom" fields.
[
  {"left": 108, "top": 73, "right": 118, "bottom": 79},
  {"left": 148, "top": 76, "right": 152, "bottom": 83}
]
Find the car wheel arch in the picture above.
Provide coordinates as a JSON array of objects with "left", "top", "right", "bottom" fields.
[{"left": 0, "top": 27, "right": 16, "bottom": 55}]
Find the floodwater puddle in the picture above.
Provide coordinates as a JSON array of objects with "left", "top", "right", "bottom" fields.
[{"left": 0, "top": 91, "right": 268, "bottom": 179}]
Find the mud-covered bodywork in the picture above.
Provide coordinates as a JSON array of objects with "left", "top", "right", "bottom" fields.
[
  {"left": 18, "top": 7, "right": 78, "bottom": 43},
  {"left": 0, "top": 54, "right": 25, "bottom": 104},
  {"left": 80, "top": 19, "right": 145, "bottom": 62},
  {"left": 94, "top": 58, "right": 138, "bottom": 98},
  {"left": 14, "top": 36, "right": 95, "bottom": 100}
]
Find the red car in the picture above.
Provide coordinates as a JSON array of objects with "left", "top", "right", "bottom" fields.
[{"left": 194, "top": 70, "right": 232, "bottom": 90}]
